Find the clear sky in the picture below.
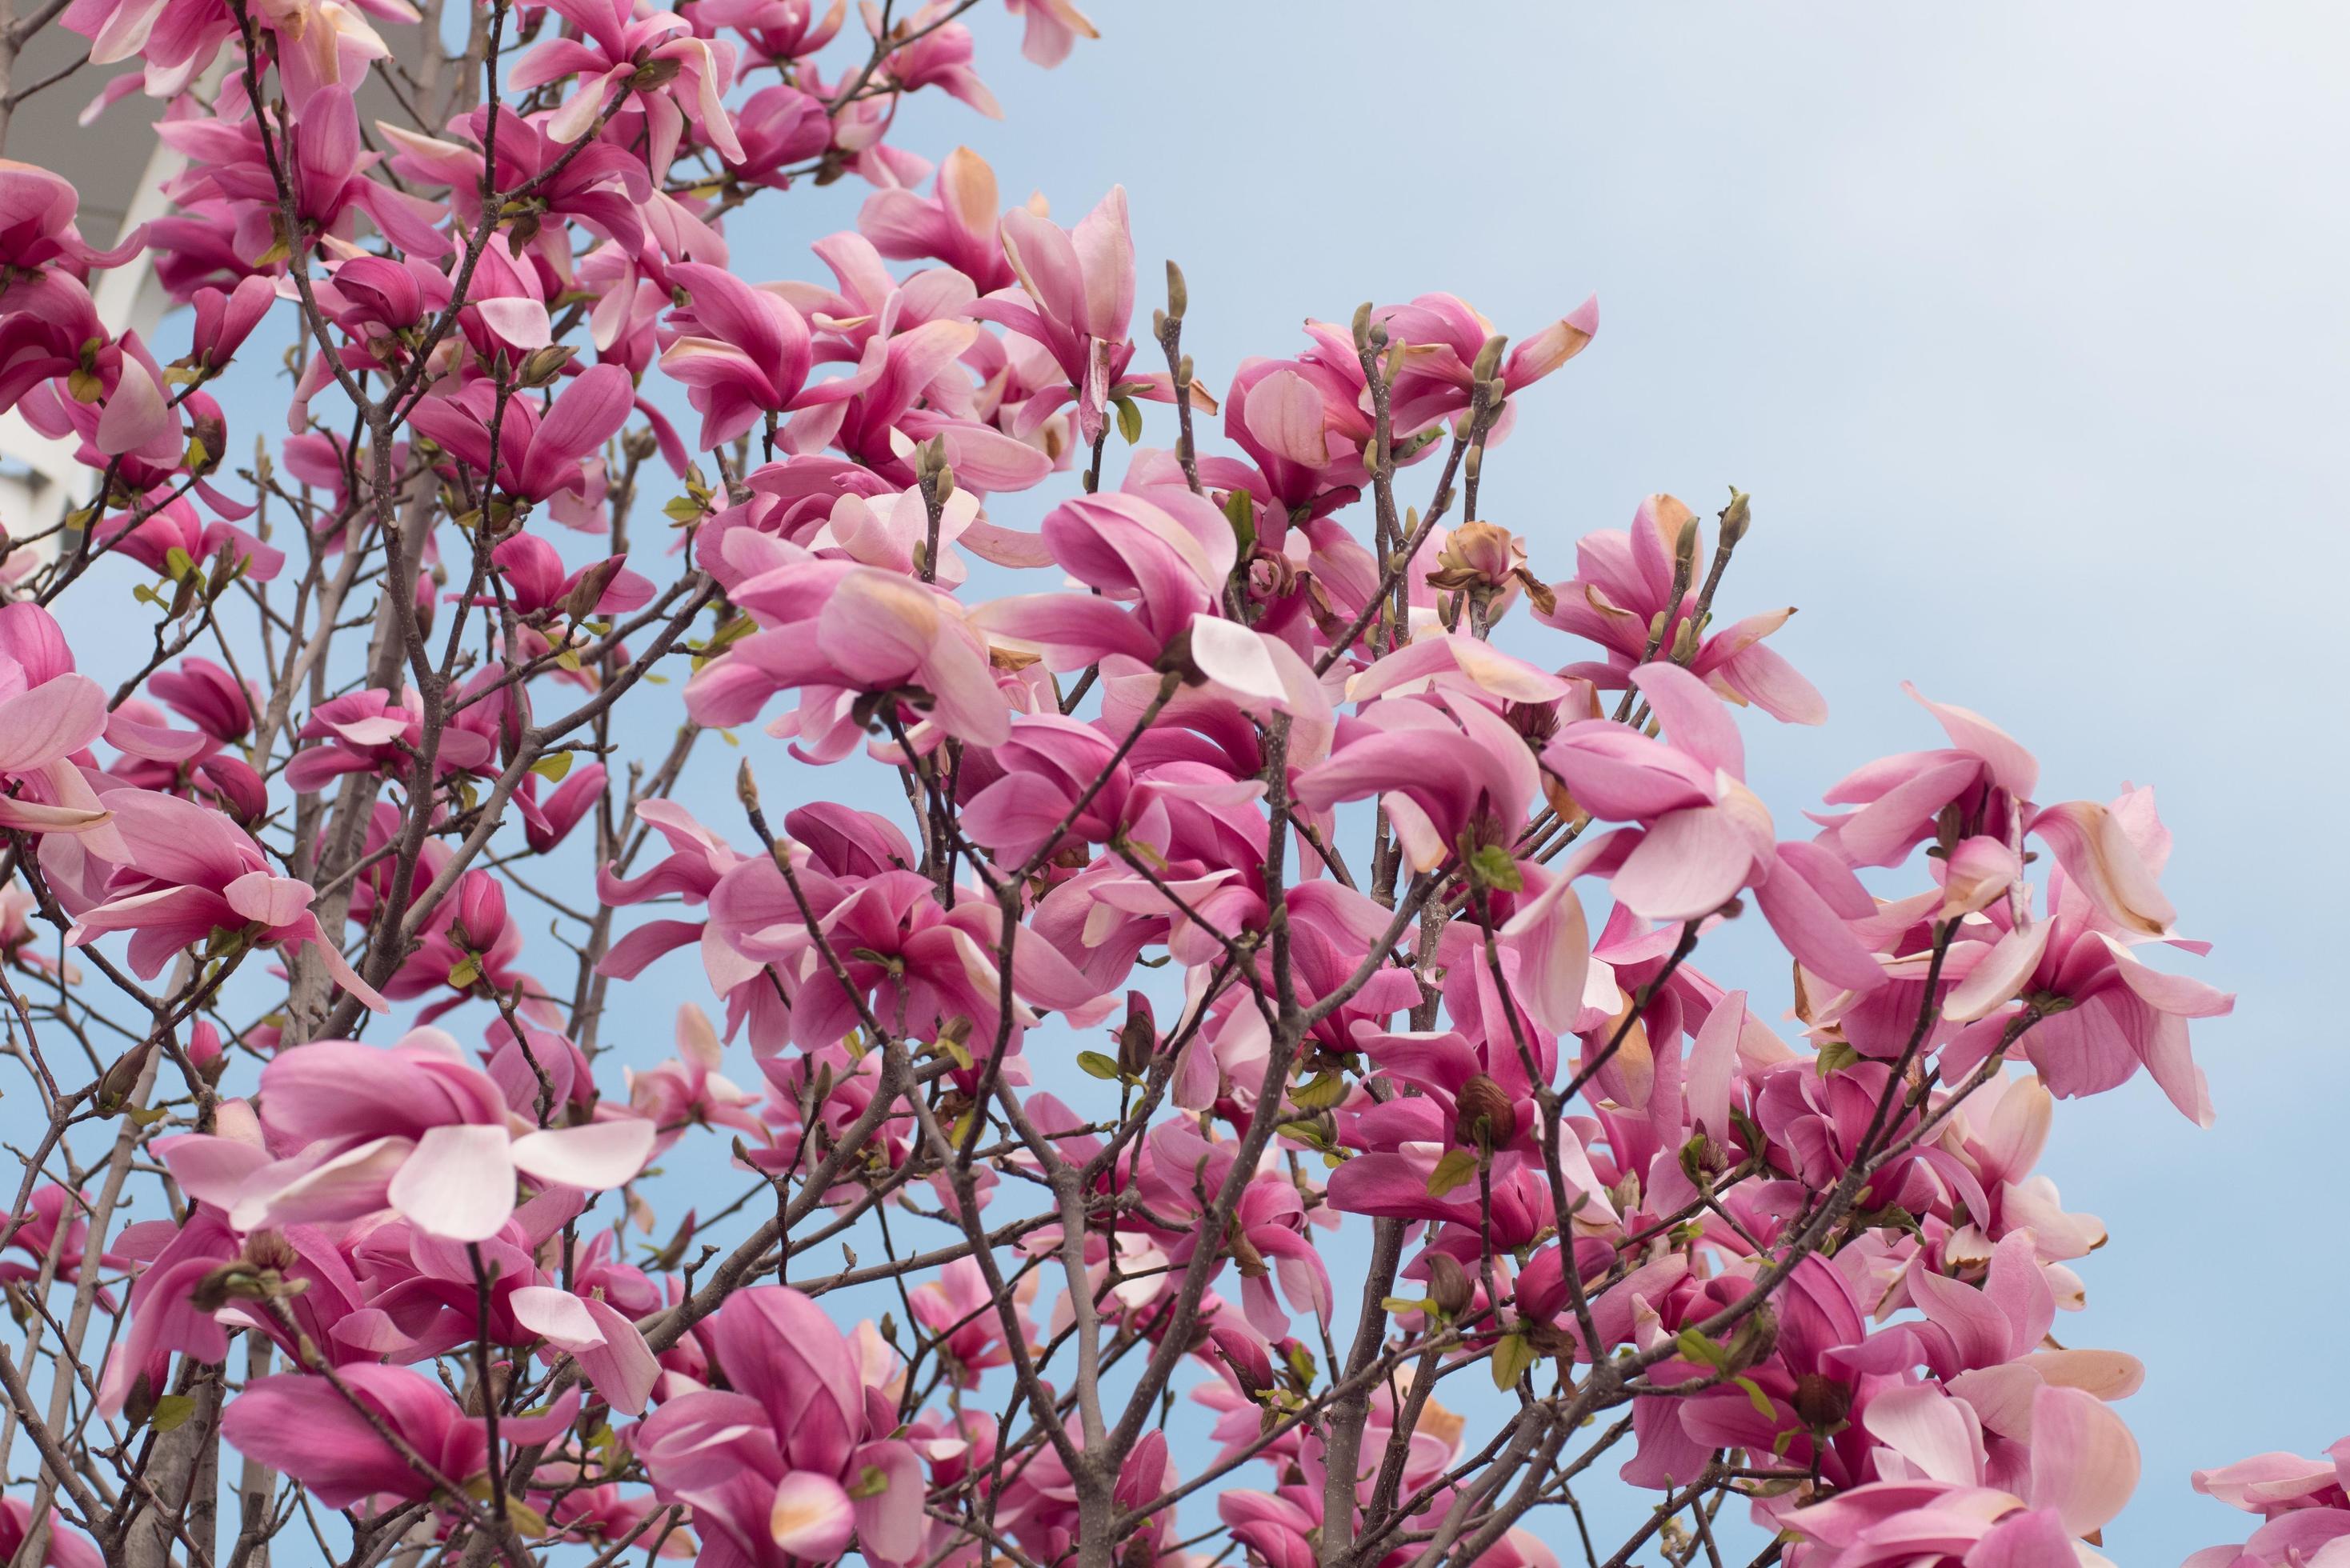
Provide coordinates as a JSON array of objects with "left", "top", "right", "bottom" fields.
[{"left": 18, "top": 4, "right": 2349, "bottom": 1562}]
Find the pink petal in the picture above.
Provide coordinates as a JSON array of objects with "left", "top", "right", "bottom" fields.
[
  {"left": 509, "top": 1117, "right": 655, "bottom": 1191},
  {"left": 386, "top": 1123, "right": 516, "bottom": 1241},
  {"left": 2027, "top": 1384, "right": 2139, "bottom": 1537}
]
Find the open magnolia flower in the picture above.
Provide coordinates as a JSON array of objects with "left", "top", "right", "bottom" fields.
[{"left": 157, "top": 1030, "right": 654, "bottom": 1242}]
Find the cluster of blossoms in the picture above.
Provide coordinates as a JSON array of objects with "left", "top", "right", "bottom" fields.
[{"left": 0, "top": 2, "right": 2286, "bottom": 1566}]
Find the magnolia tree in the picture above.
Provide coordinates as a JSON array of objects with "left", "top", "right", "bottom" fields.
[{"left": 0, "top": 2, "right": 2297, "bottom": 1566}]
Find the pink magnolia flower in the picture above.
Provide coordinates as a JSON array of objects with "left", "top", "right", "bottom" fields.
[
  {"left": 518, "top": 762, "right": 610, "bottom": 854},
  {"left": 1932, "top": 791, "right": 2229, "bottom": 1125},
  {"left": 148, "top": 654, "right": 254, "bottom": 743},
  {"left": 155, "top": 1029, "right": 652, "bottom": 1242},
  {"left": 1539, "top": 493, "right": 1824, "bottom": 723},
  {"left": 283, "top": 686, "right": 497, "bottom": 792},
  {"left": 159, "top": 85, "right": 450, "bottom": 265},
  {"left": 659, "top": 262, "right": 818, "bottom": 449},
  {"left": 907, "top": 1254, "right": 1035, "bottom": 1386},
  {"left": 222, "top": 1364, "right": 579, "bottom": 1511},
  {"left": 479, "top": 533, "right": 655, "bottom": 620},
  {"left": 859, "top": 146, "right": 1021, "bottom": 292},
  {"left": 509, "top": 0, "right": 746, "bottom": 172},
  {"left": 68, "top": 789, "right": 386, "bottom": 1008},
  {"left": 0, "top": 158, "right": 147, "bottom": 277},
  {"left": 1778, "top": 1385, "right": 2136, "bottom": 1566},
  {"left": 635, "top": 1286, "right": 928, "bottom": 1566},
  {"left": 0, "top": 1497, "right": 101, "bottom": 1568},
  {"left": 627, "top": 1002, "right": 763, "bottom": 1150},
  {"left": 1131, "top": 1119, "right": 1331, "bottom": 1337},
  {"left": 974, "top": 185, "right": 1133, "bottom": 442},
  {"left": 1003, "top": 0, "right": 1096, "bottom": 66},
  {"left": 683, "top": 540, "right": 1012, "bottom": 754},
  {"left": 707, "top": 857, "right": 1107, "bottom": 1060},
  {"left": 2185, "top": 1438, "right": 2350, "bottom": 1566},
  {"left": 1540, "top": 661, "right": 1778, "bottom": 921},
  {"left": 406, "top": 362, "right": 635, "bottom": 505},
  {"left": 0, "top": 602, "right": 116, "bottom": 840},
  {"left": 382, "top": 105, "right": 655, "bottom": 259}
]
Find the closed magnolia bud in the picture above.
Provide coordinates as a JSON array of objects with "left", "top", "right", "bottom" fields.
[
  {"left": 1351, "top": 302, "right": 1375, "bottom": 352},
  {"left": 518, "top": 345, "right": 574, "bottom": 387},
  {"left": 1673, "top": 514, "right": 1700, "bottom": 574},
  {"left": 196, "top": 757, "right": 268, "bottom": 825},
  {"left": 186, "top": 1019, "right": 226, "bottom": 1082},
  {"left": 1424, "top": 1251, "right": 1474, "bottom": 1318},
  {"left": 1718, "top": 487, "right": 1751, "bottom": 547},
  {"left": 121, "top": 1372, "right": 159, "bottom": 1430},
  {"left": 1471, "top": 333, "right": 1507, "bottom": 382},
  {"left": 1209, "top": 1321, "right": 1273, "bottom": 1397},
  {"left": 1165, "top": 259, "right": 1187, "bottom": 322},
  {"left": 1453, "top": 1073, "right": 1515, "bottom": 1149},
  {"left": 1115, "top": 991, "right": 1156, "bottom": 1076},
  {"left": 98, "top": 1042, "right": 155, "bottom": 1113},
  {"left": 454, "top": 870, "right": 506, "bottom": 954},
  {"left": 1792, "top": 1371, "right": 1852, "bottom": 1430}
]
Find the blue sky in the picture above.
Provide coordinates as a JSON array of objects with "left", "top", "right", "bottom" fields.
[{"left": 18, "top": 4, "right": 2349, "bottom": 1562}]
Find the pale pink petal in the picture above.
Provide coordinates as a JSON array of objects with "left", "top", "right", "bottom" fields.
[
  {"left": 510, "top": 1117, "right": 655, "bottom": 1191},
  {"left": 387, "top": 1123, "right": 516, "bottom": 1241}
]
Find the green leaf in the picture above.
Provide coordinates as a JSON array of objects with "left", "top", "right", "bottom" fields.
[
  {"left": 150, "top": 1394, "right": 197, "bottom": 1432},
  {"left": 1113, "top": 395, "right": 1143, "bottom": 444},
  {"left": 847, "top": 1463, "right": 890, "bottom": 1500},
  {"left": 1221, "top": 488, "right": 1257, "bottom": 554},
  {"left": 1490, "top": 1331, "right": 1534, "bottom": 1390},
  {"left": 1379, "top": 1296, "right": 1434, "bottom": 1315},
  {"left": 1814, "top": 1039, "right": 1860, "bottom": 1077},
  {"left": 1674, "top": 1327, "right": 1728, "bottom": 1370},
  {"left": 1075, "top": 1050, "right": 1123, "bottom": 1081},
  {"left": 164, "top": 546, "right": 195, "bottom": 582},
  {"left": 1288, "top": 1071, "right": 1347, "bottom": 1111},
  {"left": 1425, "top": 1147, "right": 1480, "bottom": 1198},
  {"left": 530, "top": 752, "right": 574, "bottom": 782},
  {"left": 446, "top": 955, "right": 482, "bottom": 989},
  {"left": 1465, "top": 843, "right": 1523, "bottom": 892},
  {"left": 1734, "top": 1375, "right": 1776, "bottom": 1420},
  {"left": 935, "top": 1035, "right": 973, "bottom": 1070},
  {"left": 1277, "top": 1118, "right": 1333, "bottom": 1151}
]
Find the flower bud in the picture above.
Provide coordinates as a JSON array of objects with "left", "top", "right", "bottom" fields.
[
  {"left": 1453, "top": 1073, "right": 1515, "bottom": 1150},
  {"left": 1674, "top": 514, "right": 1700, "bottom": 574},
  {"left": 453, "top": 870, "right": 507, "bottom": 955},
  {"left": 98, "top": 1042, "right": 155, "bottom": 1114},
  {"left": 1164, "top": 259, "right": 1187, "bottom": 322},
  {"left": 1208, "top": 1321, "right": 1273, "bottom": 1398},
  {"left": 186, "top": 1020, "right": 226, "bottom": 1083},
  {"left": 1471, "top": 333, "right": 1507, "bottom": 382},
  {"left": 1115, "top": 991, "right": 1156, "bottom": 1076},
  {"left": 1718, "top": 487, "right": 1751, "bottom": 548},
  {"left": 518, "top": 346, "right": 574, "bottom": 388},
  {"left": 1792, "top": 1371, "right": 1852, "bottom": 1430},
  {"left": 1424, "top": 1252, "right": 1474, "bottom": 1318}
]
